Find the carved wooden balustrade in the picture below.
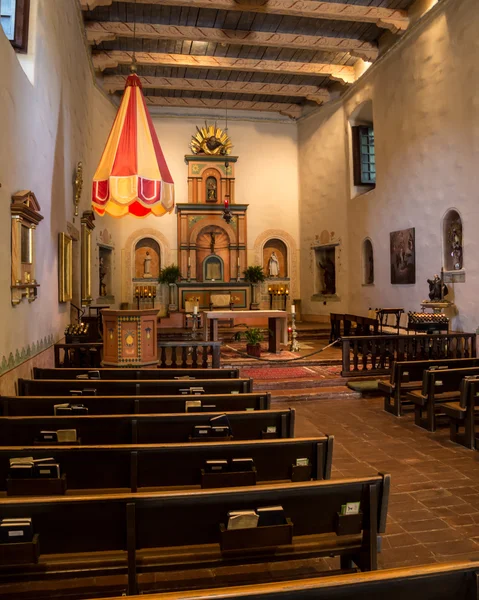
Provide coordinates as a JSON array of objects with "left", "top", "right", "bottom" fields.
[
  {"left": 341, "top": 333, "right": 477, "bottom": 377},
  {"left": 330, "top": 313, "right": 379, "bottom": 342},
  {"left": 158, "top": 341, "right": 222, "bottom": 369}
]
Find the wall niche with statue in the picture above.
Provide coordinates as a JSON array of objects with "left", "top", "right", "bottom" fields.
[
  {"left": 443, "top": 208, "right": 464, "bottom": 283},
  {"left": 135, "top": 237, "right": 161, "bottom": 280},
  {"left": 263, "top": 238, "right": 288, "bottom": 279}
]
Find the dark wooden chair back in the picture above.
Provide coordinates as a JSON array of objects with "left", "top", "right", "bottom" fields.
[
  {"left": 17, "top": 378, "right": 253, "bottom": 396},
  {"left": 0, "top": 409, "right": 295, "bottom": 445},
  {"left": 33, "top": 367, "right": 240, "bottom": 380},
  {"left": 0, "top": 436, "right": 333, "bottom": 492},
  {"left": 1, "top": 392, "right": 271, "bottom": 416}
]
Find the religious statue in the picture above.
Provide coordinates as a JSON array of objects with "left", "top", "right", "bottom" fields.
[
  {"left": 210, "top": 232, "right": 216, "bottom": 254},
  {"left": 143, "top": 251, "right": 152, "bottom": 278},
  {"left": 206, "top": 177, "right": 217, "bottom": 202},
  {"left": 318, "top": 258, "right": 336, "bottom": 295},
  {"left": 190, "top": 122, "right": 233, "bottom": 156},
  {"left": 427, "top": 273, "right": 448, "bottom": 302},
  {"left": 268, "top": 252, "right": 280, "bottom": 277},
  {"left": 449, "top": 223, "right": 463, "bottom": 270},
  {"left": 99, "top": 257, "right": 107, "bottom": 297}
]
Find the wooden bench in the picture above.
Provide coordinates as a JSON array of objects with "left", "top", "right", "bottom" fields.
[
  {"left": 1, "top": 392, "right": 271, "bottom": 416},
  {"left": 443, "top": 376, "right": 479, "bottom": 448},
  {"left": 17, "top": 378, "right": 253, "bottom": 396},
  {"left": 406, "top": 367, "right": 479, "bottom": 431},
  {"left": 135, "top": 561, "right": 479, "bottom": 600},
  {"left": 33, "top": 367, "right": 240, "bottom": 380},
  {"left": 379, "top": 358, "right": 479, "bottom": 417},
  {"left": 0, "top": 436, "right": 334, "bottom": 494},
  {"left": 0, "top": 409, "right": 295, "bottom": 445},
  {"left": 0, "top": 474, "right": 389, "bottom": 597}
]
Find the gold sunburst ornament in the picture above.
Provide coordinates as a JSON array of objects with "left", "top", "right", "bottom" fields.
[{"left": 190, "top": 122, "right": 233, "bottom": 156}]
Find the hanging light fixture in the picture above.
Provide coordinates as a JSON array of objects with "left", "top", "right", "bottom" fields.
[
  {"left": 222, "top": 83, "right": 232, "bottom": 224},
  {"left": 92, "top": 1, "right": 174, "bottom": 218}
]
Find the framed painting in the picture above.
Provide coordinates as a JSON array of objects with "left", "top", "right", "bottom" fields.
[
  {"left": 390, "top": 228, "right": 416, "bottom": 285},
  {"left": 58, "top": 232, "right": 73, "bottom": 302}
]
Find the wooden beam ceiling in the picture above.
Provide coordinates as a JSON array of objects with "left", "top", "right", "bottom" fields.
[
  {"left": 103, "top": 74, "right": 331, "bottom": 104},
  {"left": 80, "top": 0, "right": 409, "bottom": 34},
  {"left": 85, "top": 22, "right": 378, "bottom": 62},
  {"left": 144, "top": 96, "right": 303, "bottom": 119},
  {"left": 92, "top": 51, "right": 356, "bottom": 84}
]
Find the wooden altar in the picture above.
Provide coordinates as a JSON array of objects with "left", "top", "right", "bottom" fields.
[{"left": 101, "top": 309, "right": 158, "bottom": 367}]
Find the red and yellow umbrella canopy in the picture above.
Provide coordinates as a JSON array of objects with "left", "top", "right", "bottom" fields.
[{"left": 92, "top": 74, "right": 174, "bottom": 218}]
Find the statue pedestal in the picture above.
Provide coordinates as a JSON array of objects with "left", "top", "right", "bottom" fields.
[
  {"left": 101, "top": 309, "right": 158, "bottom": 367},
  {"left": 420, "top": 301, "right": 453, "bottom": 314}
]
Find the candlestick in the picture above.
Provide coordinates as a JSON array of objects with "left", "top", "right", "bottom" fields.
[
  {"left": 291, "top": 304, "right": 296, "bottom": 314},
  {"left": 193, "top": 305, "right": 198, "bottom": 315},
  {"left": 188, "top": 256, "right": 191, "bottom": 267}
]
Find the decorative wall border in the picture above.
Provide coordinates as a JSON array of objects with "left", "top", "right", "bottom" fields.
[
  {"left": 253, "top": 229, "right": 299, "bottom": 300},
  {"left": 0, "top": 334, "right": 55, "bottom": 376}
]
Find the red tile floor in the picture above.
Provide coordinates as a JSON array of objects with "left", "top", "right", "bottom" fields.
[{"left": 286, "top": 396, "right": 479, "bottom": 569}]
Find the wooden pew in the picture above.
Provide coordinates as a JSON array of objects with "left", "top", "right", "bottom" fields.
[
  {"left": 0, "top": 436, "right": 334, "bottom": 494},
  {"left": 1, "top": 392, "right": 271, "bottom": 416},
  {"left": 0, "top": 409, "right": 295, "bottom": 445},
  {"left": 406, "top": 366, "right": 479, "bottom": 431},
  {"left": 127, "top": 561, "right": 479, "bottom": 600},
  {"left": 379, "top": 358, "right": 479, "bottom": 417},
  {"left": 17, "top": 378, "right": 253, "bottom": 396},
  {"left": 33, "top": 367, "right": 240, "bottom": 380},
  {"left": 443, "top": 376, "right": 479, "bottom": 448},
  {"left": 0, "top": 475, "right": 389, "bottom": 597}
]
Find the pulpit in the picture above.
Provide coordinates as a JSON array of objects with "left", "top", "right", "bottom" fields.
[{"left": 101, "top": 309, "right": 158, "bottom": 367}]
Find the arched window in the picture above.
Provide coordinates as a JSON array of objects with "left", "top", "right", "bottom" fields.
[
  {"left": 362, "top": 238, "right": 374, "bottom": 285},
  {"left": 443, "top": 209, "right": 463, "bottom": 272}
]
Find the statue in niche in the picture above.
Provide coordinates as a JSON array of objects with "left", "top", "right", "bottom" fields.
[
  {"left": 210, "top": 232, "right": 216, "bottom": 254},
  {"left": 427, "top": 273, "right": 448, "bottom": 302},
  {"left": 448, "top": 222, "right": 463, "bottom": 270},
  {"left": 143, "top": 251, "right": 152, "bottom": 278},
  {"left": 99, "top": 257, "right": 107, "bottom": 297},
  {"left": 318, "top": 258, "right": 336, "bottom": 295},
  {"left": 206, "top": 177, "right": 217, "bottom": 202},
  {"left": 268, "top": 252, "right": 280, "bottom": 277}
]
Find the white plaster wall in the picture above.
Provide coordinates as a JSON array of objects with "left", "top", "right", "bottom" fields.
[
  {"left": 0, "top": 0, "right": 116, "bottom": 368},
  {"left": 298, "top": 0, "right": 479, "bottom": 330},
  {"left": 104, "top": 112, "right": 300, "bottom": 306}
]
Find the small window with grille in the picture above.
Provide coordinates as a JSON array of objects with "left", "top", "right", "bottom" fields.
[
  {"left": 0, "top": 0, "right": 30, "bottom": 53},
  {"left": 352, "top": 125, "right": 376, "bottom": 187}
]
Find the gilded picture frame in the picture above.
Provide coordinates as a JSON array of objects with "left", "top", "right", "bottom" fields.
[{"left": 59, "top": 232, "right": 73, "bottom": 302}]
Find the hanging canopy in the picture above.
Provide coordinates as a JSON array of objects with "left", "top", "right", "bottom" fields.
[{"left": 92, "top": 74, "right": 174, "bottom": 218}]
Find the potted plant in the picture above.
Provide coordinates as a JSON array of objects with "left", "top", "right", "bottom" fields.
[
  {"left": 235, "top": 326, "right": 264, "bottom": 357},
  {"left": 159, "top": 264, "right": 181, "bottom": 312},
  {"left": 243, "top": 266, "right": 265, "bottom": 310}
]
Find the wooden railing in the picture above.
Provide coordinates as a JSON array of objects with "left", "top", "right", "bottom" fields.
[
  {"left": 54, "top": 343, "right": 103, "bottom": 368},
  {"left": 341, "top": 333, "right": 477, "bottom": 377},
  {"left": 330, "top": 313, "right": 379, "bottom": 342},
  {"left": 158, "top": 341, "right": 222, "bottom": 369}
]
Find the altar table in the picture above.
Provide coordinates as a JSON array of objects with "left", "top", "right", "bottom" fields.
[{"left": 204, "top": 310, "right": 288, "bottom": 354}]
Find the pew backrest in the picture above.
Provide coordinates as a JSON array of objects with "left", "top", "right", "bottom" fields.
[
  {"left": 17, "top": 378, "right": 253, "bottom": 396},
  {"left": 1, "top": 392, "right": 271, "bottom": 416},
  {"left": 0, "top": 409, "right": 295, "bottom": 445},
  {"left": 33, "top": 367, "right": 240, "bottom": 380},
  {"left": 391, "top": 358, "right": 479, "bottom": 387},
  {"left": 421, "top": 367, "right": 479, "bottom": 397},
  {"left": 0, "top": 436, "right": 334, "bottom": 492},
  {"left": 461, "top": 377, "right": 479, "bottom": 410}
]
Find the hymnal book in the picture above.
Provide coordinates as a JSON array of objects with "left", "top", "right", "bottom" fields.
[
  {"left": 57, "top": 429, "right": 77, "bottom": 443},
  {"left": 227, "top": 510, "right": 259, "bottom": 530},
  {"left": 76, "top": 374, "right": 89, "bottom": 380},
  {"left": 266, "top": 426, "right": 277, "bottom": 434},
  {"left": 9, "top": 463, "right": 34, "bottom": 478},
  {"left": 82, "top": 388, "right": 97, "bottom": 396},
  {"left": 70, "top": 390, "right": 83, "bottom": 396},
  {"left": 201, "top": 405, "right": 216, "bottom": 412},
  {"left": 257, "top": 506, "right": 285, "bottom": 527},
  {"left": 88, "top": 371, "right": 101, "bottom": 379},
  {"left": 38, "top": 431, "right": 58, "bottom": 443},
  {"left": 340, "top": 502, "right": 360, "bottom": 515},
  {"left": 190, "top": 387, "right": 205, "bottom": 395},
  {"left": 33, "top": 462, "right": 60, "bottom": 479},
  {"left": 0, "top": 518, "right": 33, "bottom": 543},
  {"left": 174, "top": 376, "right": 193, "bottom": 380},
  {"left": 210, "top": 414, "right": 230, "bottom": 428},
  {"left": 230, "top": 458, "right": 254, "bottom": 472},
  {"left": 70, "top": 404, "right": 88, "bottom": 415},
  {"left": 205, "top": 460, "right": 228, "bottom": 473},
  {"left": 211, "top": 426, "right": 230, "bottom": 437},
  {"left": 230, "top": 391, "right": 240, "bottom": 395},
  {"left": 54, "top": 403, "right": 71, "bottom": 416},
  {"left": 193, "top": 425, "right": 212, "bottom": 438},
  {"left": 185, "top": 400, "right": 202, "bottom": 412},
  {"left": 296, "top": 457, "right": 310, "bottom": 467}
]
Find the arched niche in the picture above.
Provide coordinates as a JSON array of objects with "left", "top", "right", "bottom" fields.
[
  {"left": 263, "top": 238, "right": 288, "bottom": 278},
  {"left": 203, "top": 255, "right": 224, "bottom": 281},
  {"left": 201, "top": 167, "right": 222, "bottom": 204},
  {"left": 196, "top": 224, "right": 231, "bottom": 282},
  {"left": 443, "top": 209, "right": 463, "bottom": 272},
  {"left": 134, "top": 237, "right": 161, "bottom": 279},
  {"left": 362, "top": 238, "right": 374, "bottom": 285}
]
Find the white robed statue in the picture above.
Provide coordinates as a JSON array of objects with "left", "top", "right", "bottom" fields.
[
  {"left": 143, "top": 251, "right": 152, "bottom": 278},
  {"left": 268, "top": 252, "right": 280, "bottom": 277}
]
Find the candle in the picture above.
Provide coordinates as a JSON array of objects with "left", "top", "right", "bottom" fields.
[
  {"left": 225, "top": 198, "right": 229, "bottom": 209},
  {"left": 193, "top": 305, "right": 198, "bottom": 315},
  {"left": 291, "top": 304, "right": 296, "bottom": 314},
  {"left": 188, "top": 256, "right": 191, "bottom": 267},
  {"left": 237, "top": 256, "right": 240, "bottom": 267}
]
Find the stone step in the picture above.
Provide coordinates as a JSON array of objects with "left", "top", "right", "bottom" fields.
[
  {"left": 253, "top": 377, "right": 346, "bottom": 391},
  {"left": 270, "top": 385, "right": 361, "bottom": 402}
]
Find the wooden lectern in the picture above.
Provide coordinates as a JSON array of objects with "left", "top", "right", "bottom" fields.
[{"left": 101, "top": 309, "right": 158, "bottom": 367}]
